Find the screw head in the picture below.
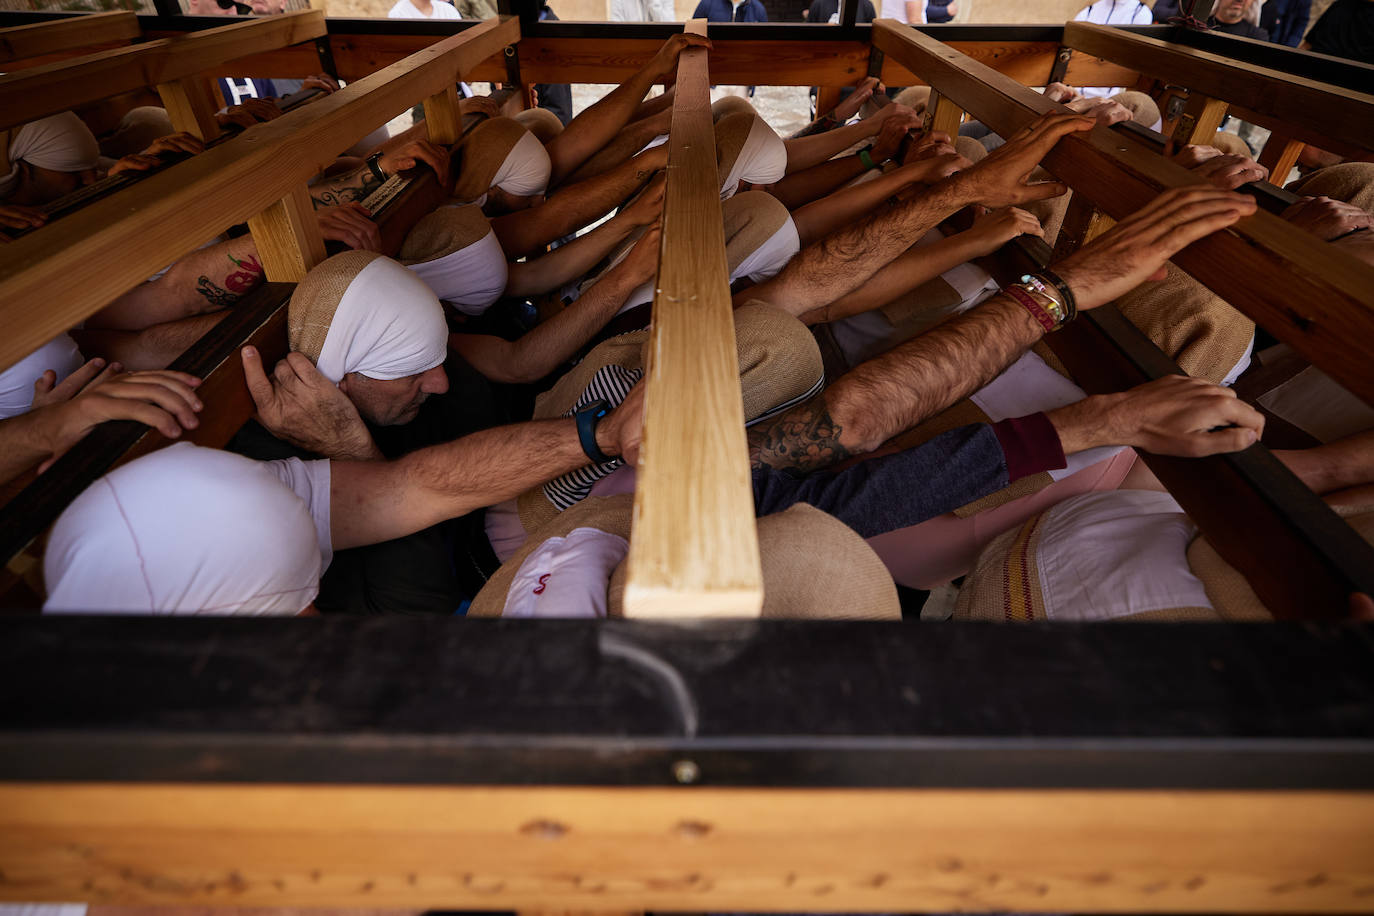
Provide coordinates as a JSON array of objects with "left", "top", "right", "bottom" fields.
[{"left": 672, "top": 759, "right": 700, "bottom": 784}]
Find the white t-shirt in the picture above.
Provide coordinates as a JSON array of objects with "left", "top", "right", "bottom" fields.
[
  {"left": 1074, "top": 0, "right": 1153, "bottom": 98},
  {"left": 388, "top": 0, "right": 462, "bottom": 18},
  {"left": 267, "top": 456, "right": 334, "bottom": 572}
]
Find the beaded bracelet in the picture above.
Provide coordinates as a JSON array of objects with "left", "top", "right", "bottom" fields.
[
  {"left": 1015, "top": 274, "right": 1068, "bottom": 326},
  {"left": 1035, "top": 268, "right": 1078, "bottom": 323},
  {"left": 1004, "top": 284, "right": 1059, "bottom": 333}
]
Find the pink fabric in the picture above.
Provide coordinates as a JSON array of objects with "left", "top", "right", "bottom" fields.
[{"left": 866, "top": 448, "right": 1138, "bottom": 589}]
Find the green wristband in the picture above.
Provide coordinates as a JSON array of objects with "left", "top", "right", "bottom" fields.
[{"left": 857, "top": 146, "right": 879, "bottom": 171}]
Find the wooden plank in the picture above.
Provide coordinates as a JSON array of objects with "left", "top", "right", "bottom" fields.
[
  {"left": 246, "top": 184, "right": 328, "bottom": 282},
  {"left": 1049, "top": 192, "right": 1113, "bottom": 262},
  {"left": 1168, "top": 92, "right": 1228, "bottom": 152},
  {"left": 2, "top": 783, "right": 1374, "bottom": 910},
  {"left": 0, "top": 10, "right": 326, "bottom": 133},
  {"left": 1257, "top": 132, "right": 1304, "bottom": 184},
  {"left": 156, "top": 74, "right": 223, "bottom": 141},
  {"left": 871, "top": 20, "right": 1374, "bottom": 408},
  {"left": 422, "top": 83, "right": 463, "bottom": 146},
  {"left": 923, "top": 89, "right": 963, "bottom": 136},
  {"left": 1227, "top": 100, "right": 1368, "bottom": 162},
  {"left": 1063, "top": 21, "right": 1374, "bottom": 155},
  {"left": 0, "top": 11, "right": 137, "bottom": 64},
  {"left": 623, "top": 20, "right": 763, "bottom": 618},
  {"left": 0, "top": 14, "right": 519, "bottom": 375}
]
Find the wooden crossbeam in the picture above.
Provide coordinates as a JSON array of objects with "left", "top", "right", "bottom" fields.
[
  {"left": 1063, "top": 21, "right": 1374, "bottom": 156},
  {"left": 872, "top": 20, "right": 1374, "bottom": 409},
  {"left": 0, "top": 15, "right": 518, "bottom": 375},
  {"left": 2, "top": 783, "right": 1373, "bottom": 910},
  {"left": 622, "top": 20, "right": 763, "bottom": 618},
  {"left": 0, "top": 10, "right": 138, "bottom": 65},
  {"left": 0, "top": 10, "right": 326, "bottom": 133}
]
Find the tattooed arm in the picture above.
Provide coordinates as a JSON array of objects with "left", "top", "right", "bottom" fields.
[
  {"left": 748, "top": 294, "right": 1045, "bottom": 471},
  {"left": 310, "top": 166, "right": 383, "bottom": 208},
  {"left": 86, "top": 236, "right": 265, "bottom": 331}
]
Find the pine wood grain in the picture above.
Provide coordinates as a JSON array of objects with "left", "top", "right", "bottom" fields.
[
  {"left": 1257, "top": 132, "right": 1304, "bottom": 183},
  {"left": 422, "top": 84, "right": 463, "bottom": 146},
  {"left": 0, "top": 15, "right": 519, "bottom": 375},
  {"left": 0, "top": 10, "right": 326, "bottom": 133},
  {"left": 622, "top": 20, "right": 763, "bottom": 619},
  {"left": 1168, "top": 93, "right": 1228, "bottom": 153},
  {"left": 246, "top": 184, "right": 328, "bottom": 283},
  {"left": 924, "top": 89, "right": 964, "bottom": 137},
  {"left": 872, "top": 20, "right": 1374, "bottom": 408},
  {"left": 0, "top": 11, "right": 138, "bottom": 65},
  {"left": 156, "top": 75, "right": 224, "bottom": 141},
  {"left": 2, "top": 784, "right": 1373, "bottom": 910},
  {"left": 1064, "top": 21, "right": 1374, "bottom": 155}
]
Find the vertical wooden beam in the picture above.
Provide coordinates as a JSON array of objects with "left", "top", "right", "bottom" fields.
[
  {"left": 156, "top": 75, "right": 223, "bottom": 141},
  {"left": 815, "top": 85, "right": 843, "bottom": 120},
  {"left": 923, "top": 89, "right": 963, "bottom": 137},
  {"left": 246, "top": 185, "right": 327, "bottom": 283},
  {"left": 1258, "top": 132, "right": 1305, "bottom": 184},
  {"left": 622, "top": 20, "right": 764, "bottom": 619},
  {"left": 1051, "top": 192, "right": 1115, "bottom": 262},
  {"left": 1168, "top": 92, "right": 1228, "bottom": 153},
  {"left": 422, "top": 83, "right": 464, "bottom": 145}
]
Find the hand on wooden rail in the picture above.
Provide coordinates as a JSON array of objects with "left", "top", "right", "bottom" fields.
[
  {"left": 1047, "top": 374, "right": 1263, "bottom": 459},
  {"left": 952, "top": 111, "right": 1093, "bottom": 208},
  {"left": 0, "top": 204, "right": 45, "bottom": 237},
  {"left": 215, "top": 98, "right": 282, "bottom": 131},
  {"left": 1052, "top": 185, "right": 1257, "bottom": 312},
  {"left": 1282, "top": 196, "right": 1374, "bottom": 241},
  {"left": 646, "top": 32, "right": 713, "bottom": 83},
  {"left": 316, "top": 203, "right": 382, "bottom": 252},
  {"left": 1173, "top": 145, "right": 1270, "bottom": 191},
  {"left": 107, "top": 132, "right": 205, "bottom": 177},
  {"left": 379, "top": 139, "right": 451, "bottom": 190}
]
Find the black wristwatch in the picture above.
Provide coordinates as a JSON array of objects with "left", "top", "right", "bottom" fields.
[
  {"left": 575, "top": 399, "right": 613, "bottom": 464},
  {"left": 365, "top": 151, "right": 387, "bottom": 183}
]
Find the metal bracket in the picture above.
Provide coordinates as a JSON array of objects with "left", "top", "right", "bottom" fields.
[
  {"left": 1048, "top": 45, "right": 1072, "bottom": 84},
  {"left": 866, "top": 46, "right": 885, "bottom": 80},
  {"left": 503, "top": 43, "right": 522, "bottom": 89},
  {"left": 314, "top": 36, "right": 339, "bottom": 81}
]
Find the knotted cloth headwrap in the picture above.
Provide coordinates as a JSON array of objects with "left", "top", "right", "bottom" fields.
[
  {"left": 43, "top": 443, "right": 323, "bottom": 615},
  {"left": 289, "top": 250, "right": 448, "bottom": 384},
  {"left": 0, "top": 111, "right": 101, "bottom": 196},
  {"left": 399, "top": 204, "right": 508, "bottom": 315},
  {"left": 452, "top": 117, "right": 551, "bottom": 204},
  {"left": 715, "top": 111, "right": 788, "bottom": 200},
  {"left": 471, "top": 495, "right": 901, "bottom": 620}
]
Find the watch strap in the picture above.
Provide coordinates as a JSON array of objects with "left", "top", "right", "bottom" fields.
[{"left": 575, "top": 399, "right": 613, "bottom": 464}]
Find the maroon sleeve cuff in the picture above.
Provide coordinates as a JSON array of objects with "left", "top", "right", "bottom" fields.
[{"left": 991, "top": 412, "right": 1067, "bottom": 482}]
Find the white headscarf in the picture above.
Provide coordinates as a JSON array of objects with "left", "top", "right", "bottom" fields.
[
  {"left": 291, "top": 253, "right": 449, "bottom": 384},
  {"left": 490, "top": 129, "right": 551, "bottom": 197},
  {"left": 720, "top": 115, "right": 788, "bottom": 200},
  {"left": 398, "top": 205, "right": 509, "bottom": 316},
  {"left": 0, "top": 112, "right": 101, "bottom": 196},
  {"left": 44, "top": 443, "right": 325, "bottom": 615},
  {"left": 0, "top": 333, "right": 84, "bottom": 419}
]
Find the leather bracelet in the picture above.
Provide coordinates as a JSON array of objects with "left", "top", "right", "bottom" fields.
[
  {"left": 1036, "top": 268, "right": 1078, "bottom": 323},
  {"left": 365, "top": 151, "right": 387, "bottom": 183},
  {"left": 857, "top": 146, "right": 879, "bottom": 171},
  {"left": 1016, "top": 274, "right": 1068, "bottom": 326},
  {"left": 1004, "top": 284, "right": 1059, "bottom": 333}
]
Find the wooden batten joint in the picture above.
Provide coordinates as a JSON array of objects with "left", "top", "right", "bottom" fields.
[
  {"left": 423, "top": 83, "right": 464, "bottom": 145},
  {"left": 923, "top": 89, "right": 963, "bottom": 138},
  {"left": 156, "top": 75, "right": 223, "bottom": 142},
  {"left": 246, "top": 184, "right": 327, "bottom": 283}
]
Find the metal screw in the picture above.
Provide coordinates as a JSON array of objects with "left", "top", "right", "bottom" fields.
[{"left": 672, "top": 759, "right": 700, "bottom": 784}]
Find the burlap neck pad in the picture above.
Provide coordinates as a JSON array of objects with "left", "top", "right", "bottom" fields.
[
  {"left": 288, "top": 249, "right": 387, "bottom": 364},
  {"left": 1287, "top": 162, "right": 1374, "bottom": 212},
  {"left": 723, "top": 190, "right": 793, "bottom": 271},
  {"left": 1114, "top": 263, "right": 1254, "bottom": 384},
  {"left": 398, "top": 205, "right": 493, "bottom": 264},
  {"left": 453, "top": 117, "right": 529, "bottom": 202},
  {"left": 710, "top": 95, "right": 759, "bottom": 123},
  {"left": 475, "top": 495, "right": 901, "bottom": 620},
  {"left": 715, "top": 111, "right": 755, "bottom": 189}
]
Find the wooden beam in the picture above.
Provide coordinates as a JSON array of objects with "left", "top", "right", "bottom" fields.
[
  {"left": 2, "top": 783, "right": 1374, "bottom": 910},
  {"left": 1257, "top": 132, "right": 1305, "bottom": 184},
  {"left": 623, "top": 20, "right": 763, "bottom": 618},
  {"left": 923, "top": 89, "right": 963, "bottom": 137},
  {"left": 1063, "top": 21, "right": 1374, "bottom": 156},
  {"left": 0, "top": 10, "right": 138, "bottom": 64},
  {"left": 0, "top": 14, "right": 520, "bottom": 375},
  {"left": 246, "top": 184, "right": 328, "bottom": 282},
  {"left": 421, "top": 83, "right": 464, "bottom": 146},
  {"left": 156, "top": 74, "right": 223, "bottom": 141},
  {"left": 1168, "top": 92, "right": 1228, "bottom": 153},
  {"left": 0, "top": 10, "right": 327, "bottom": 133},
  {"left": 871, "top": 20, "right": 1374, "bottom": 408}
]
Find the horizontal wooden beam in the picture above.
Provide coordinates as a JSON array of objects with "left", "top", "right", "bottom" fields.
[
  {"left": 0, "top": 14, "right": 519, "bottom": 375},
  {"left": 2, "top": 783, "right": 1373, "bottom": 910},
  {"left": 188, "top": 34, "right": 1132, "bottom": 87},
  {"left": 0, "top": 9, "right": 325, "bottom": 133},
  {"left": 0, "top": 10, "right": 137, "bottom": 65},
  {"left": 1064, "top": 21, "right": 1374, "bottom": 154},
  {"left": 872, "top": 19, "right": 1374, "bottom": 408},
  {"left": 624, "top": 20, "right": 762, "bottom": 617}
]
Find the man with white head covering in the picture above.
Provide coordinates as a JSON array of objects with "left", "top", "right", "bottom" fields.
[
  {"left": 452, "top": 118, "right": 553, "bottom": 214},
  {"left": 714, "top": 110, "right": 789, "bottom": 200},
  {"left": 0, "top": 112, "right": 101, "bottom": 233}
]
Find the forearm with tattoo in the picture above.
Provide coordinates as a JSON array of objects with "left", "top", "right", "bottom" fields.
[
  {"left": 195, "top": 251, "right": 263, "bottom": 309},
  {"left": 749, "top": 295, "right": 1044, "bottom": 471},
  {"left": 310, "top": 167, "right": 383, "bottom": 208}
]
